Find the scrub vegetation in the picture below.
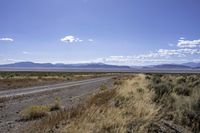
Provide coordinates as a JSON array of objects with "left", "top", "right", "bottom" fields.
[
  {"left": 22, "top": 73, "right": 200, "bottom": 133},
  {"left": 0, "top": 71, "right": 110, "bottom": 91},
  {"left": 147, "top": 73, "right": 200, "bottom": 133}
]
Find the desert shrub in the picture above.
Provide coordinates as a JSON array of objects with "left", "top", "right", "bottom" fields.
[
  {"left": 181, "top": 110, "right": 200, "bottom": 133},
  {"left": 136, "top": 87, "right": 144, "bottom": 93},
  {"left": 176, "top": 76, "right": 186, "bottom": 84},
  {"left": 192, "top": 98, "right": 200, "bottom": 111},
  {"left": 159, "top": 94, "right": 176, "bottom": 109},
  {"left": 100, "top": 84, "right": 108, "bottom": 91},
  {"left": 20, "top": 105, "right": 50, "bottom": 120},
  {"left": 188, "top": 80, "right": 200, "bottom": 88},
  {"left": 145, "top": 75, "right": 151, "bottom": 80},
  {"left": 152, "top": 75, "right": 162, "bottom": 84},
  {"left": 114, "top": 95, "right": 128, "bottom": 107},
  {"left": 114, "top": 80, "right": 123, "bottom": 86},
  {"left": 174, "top": 86, "right": 191, "bottom": 96},
  {"left": 153, "top": 83, "right": 172, "bottom": 102},
  {"left": 149, "top": 74, "right": 200, "bottom": 132},
  {"left": 187, "top": 75, "right": 197, "bottom": 82}
]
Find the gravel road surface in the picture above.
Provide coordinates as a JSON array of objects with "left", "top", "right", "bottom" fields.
[{"left": 0, "top": 77, "right": 113, "bottom": 133}]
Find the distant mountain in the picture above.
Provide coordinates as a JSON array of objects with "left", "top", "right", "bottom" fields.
[
  {"left": 141, "top": 63, "right": 197, "bottom": 70},
  {"left": 2, "top": 61, "right": 200, "bottom": 70},
  {"left": 142, "top": 62, "right": 200, "bottom": 69},
  {"left": 149, "top": 64, "right": 191, "bottom": 69},
  {"left": 0, "top": 62, "right": 130, "bottom": 69},
  {"left": 0, "top": 62, "right": 54, "bottom": 68},
  {"left": 181, "top": 62, "right": 200, "bottom": 68}
]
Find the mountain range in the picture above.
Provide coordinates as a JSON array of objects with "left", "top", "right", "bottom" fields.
[
  {"left": 0, "top": 62, "right": 130, "bottom": 69},
  {"left": 0, "top": 61, "right": 200, "bottom": 70}
]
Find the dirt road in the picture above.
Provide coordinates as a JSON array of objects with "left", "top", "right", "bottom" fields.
[{"left": 0, "top": 77, "right": 113, "bottom": 133}]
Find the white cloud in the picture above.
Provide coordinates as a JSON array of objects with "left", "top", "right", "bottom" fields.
[
  {"left": 60, "top": 35, "right": 82, "bottom": 43},
  {"left": 192, "top": 59, "right": 200, "bottom": 62},
  {"left": 95, "top": 56, "right": 188, "bottom": 66},
  {"left": 93, "top": 47, "right": 200, "bottom": 65},
  {"left": 0, "top": 37, "right": 14, "bottom": 42},
  {"left": 157, "top": 48, "right": 200, "bottom": 57},
  {"left": 88, "top": 39, "right": 94, "bottom": 42},
  {"left": 177, "top": 38, "right": 200, "bottom": 48},
  {"left": 0, "top": 58, "right": 23, "bottom": 64},
  {"left": 22, "top": 51, "right": 30, "bottom": 55},
  {"left": 180, "top": 37, "right": 185, "bottom": 40},
  {"left": 75, "top": 38, "right": 83, "bottom": 42}
]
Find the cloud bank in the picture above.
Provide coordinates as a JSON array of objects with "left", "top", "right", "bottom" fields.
[
  {"left": 93, "top": 38, "right": 200, "bottom": 65},
  {"left": 177, "top": 38, "right": 200, "bottom": 48},
  {"left": 0, "top": 38, "right": 14, "bottom": 42}
]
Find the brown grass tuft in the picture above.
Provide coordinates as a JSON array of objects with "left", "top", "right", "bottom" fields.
[{"left": 19, "top": 105, "right": 50, "bottom": 120}]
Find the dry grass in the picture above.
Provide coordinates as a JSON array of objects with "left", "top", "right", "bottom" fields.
[
  {"left": 20, "top": 97, "right": 62, "bottom": 121},
  {"left": 22, "top": 73, "right": 200, "bottom": 133},
  {"left": 24, "top": 74, "right": 161, "bottom": 133},
  {"left": 23, "top": 89, "right": 117, "bottom": 133},
  {"left": 50, "top": 97, "right": 62, "bottom": 111},
  {"left": 0, "top": 72, "right": 108, "bottom": 91},
  {"left": 19, "top": 105, "right": 50, "bottom": 120},
  {"left": 58, "top": 74, "right": 160, "bottom": 133}
]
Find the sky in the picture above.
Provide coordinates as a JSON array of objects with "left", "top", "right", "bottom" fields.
[{"left": 0, "top": 0, "right": 200, "bottom": 66}]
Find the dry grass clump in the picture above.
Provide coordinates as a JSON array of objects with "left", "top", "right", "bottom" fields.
[
  {"left": 113, "top": 79, "right": 123, "bottom": 86},
  {"left": 20, "top": 97, "right": 62, "bottom": 121},
  {"left": 20, "top": 105, "right": 50, "bottom": 120},
  {"left": 99, "top": 84, "right": 108, "bottom": 91},
  {"left": 63, "top": 106, "right": 126, "bottom": 133},
  {"left": 50, "top": 97, "right": 62, "bottom": 111}
]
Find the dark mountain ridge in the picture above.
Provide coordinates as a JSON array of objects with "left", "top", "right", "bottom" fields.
[
  {"left": 1, "top": 61, "right": 200, "bottom": 70},
  {"left": 0, "top": 62, "right": 130, "bottom": 69}
]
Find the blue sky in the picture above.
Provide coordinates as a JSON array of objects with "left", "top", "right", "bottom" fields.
[{"left": 0, "top": 0, "right": 200, "bottom": 66}]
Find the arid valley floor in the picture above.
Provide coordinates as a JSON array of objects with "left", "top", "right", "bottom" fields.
[{"left": 0, "top": 72, "right": 200, "bottom": 133}]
